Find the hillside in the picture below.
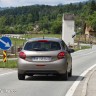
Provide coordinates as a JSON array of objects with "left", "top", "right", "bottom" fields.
[
  {"left": 90, "top": 0, "right": 96, "bottom": 1},
  {"left": 0, "top": 0, "right": 96, "bottom": 34}
]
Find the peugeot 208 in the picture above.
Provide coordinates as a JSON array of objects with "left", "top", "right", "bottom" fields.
[{"left": 18, "top": 37, "right": 74, "bottom": 80}]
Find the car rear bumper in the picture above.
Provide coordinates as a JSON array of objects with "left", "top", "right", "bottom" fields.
[
  {"left": 18, "top": 58, "right": 68, "bottom": 74},
  {"left": 18, "top": 70, "right": 61, "bottom": 75}
]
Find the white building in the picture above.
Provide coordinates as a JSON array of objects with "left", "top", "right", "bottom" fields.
[{"left": 62, "top": 14, "right": 75, "bottom": 46}]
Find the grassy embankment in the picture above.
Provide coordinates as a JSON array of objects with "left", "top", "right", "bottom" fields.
[
  {"left": 22, "top": 34, "right": 61, "bottom": 39},
  {"left": 0, "top": 60, "right": 17, "bottom": 68},
  {"left": 74, "top": 46, "right": 91, "bottom": 51}
]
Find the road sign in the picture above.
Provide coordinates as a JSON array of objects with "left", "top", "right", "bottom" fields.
[
  {"left": 3, "top": 51, "right": 7, "bottom": 62},
  {"left": 0, "top": 37, "right": 12, "bottom": 50}
]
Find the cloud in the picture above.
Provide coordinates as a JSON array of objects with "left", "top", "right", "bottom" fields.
[
  {"left": 0, "top": 0, "right": 88, "bottom": 7},
  {"left": 0, "top": 0, "right": 19, "bottom": 7}
]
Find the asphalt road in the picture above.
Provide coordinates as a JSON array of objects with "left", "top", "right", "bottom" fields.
[{"left": 0, "top": 47, "right": 96, "bottom": 96}]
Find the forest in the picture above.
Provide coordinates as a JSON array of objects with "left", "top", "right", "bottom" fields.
[{"left": 0, "top": 0, "right": 96, "bottom": 34}]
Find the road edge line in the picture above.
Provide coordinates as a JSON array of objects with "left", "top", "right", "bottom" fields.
[
  {"left": 81, "top": 67, "right": 96, "bottom": 96},
  {"left": 0, "top": 71, "right": 16, "bottom": 76},
  {"left": 65, "top": 64, "right": 96, "bottom": 96}
]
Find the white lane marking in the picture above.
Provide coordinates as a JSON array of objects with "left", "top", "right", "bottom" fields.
[
  {"left": 0, "top": 71, "right": 16, "bottom": 77},
  {"left": 65, "top": 64, "right": 96, "bottom": 96},
  {"left": 81, "top": 67, "right": 95, "bottom": 96}
]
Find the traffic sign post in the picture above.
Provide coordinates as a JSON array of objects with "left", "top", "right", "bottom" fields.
[
  {"left": 0, "top": 37, "right": 12, "bottom": 50},
  {"left": 3, "top": 50, "right": 7, "bottom": 62},
  {"left": 0, "top": 37, "right": 12, "bottom": 65}
]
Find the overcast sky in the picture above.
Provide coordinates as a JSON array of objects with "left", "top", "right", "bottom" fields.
[{"left": 0, "top": 0, "right": 88, "bottom": 7}]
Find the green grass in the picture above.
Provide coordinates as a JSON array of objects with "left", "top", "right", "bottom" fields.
[
  {"left": 9, "top": 34, "right": 61, "bottom": 46},
  {"left": 74, "top": 46, "right": 91, "bottom": 51},
  {"left": 0, "top": 56, "right": 3, "bottom": 59},
  {"left": 10, "top": 38, "right": 26, "bottom": 46},
  {"left": 22, "top": 34, "right": 61, "bottom": 39},
  {"left": 0, "top": 35, "right": 25, "bottom": 46},
  {"left": 81, "top": 46, "right": 91, "bottom": 49},
  {"left": 0, "top": 60, "right": 17, "bottom": 68}
]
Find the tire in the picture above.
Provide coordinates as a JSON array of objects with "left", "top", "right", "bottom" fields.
[
  {"left": 68, "top": 68, "right": 72, "bottom": 77},
  {"left": 18, "top": 73, "right": 25, "bottom": 80},
  {"left": 64, "top": 70, "right": 68, "bottom": 80},
  {"left": 60, "top": 71, "right": 68, "bottom": 80}
]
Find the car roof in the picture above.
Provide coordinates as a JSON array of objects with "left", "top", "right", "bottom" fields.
[{"left": 27, "top": 37, "right": 62, "bottom": 42}]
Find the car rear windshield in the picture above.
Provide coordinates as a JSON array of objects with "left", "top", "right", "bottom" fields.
[{"left": 24, "top": 41, "right": 61, "bottom": 51}]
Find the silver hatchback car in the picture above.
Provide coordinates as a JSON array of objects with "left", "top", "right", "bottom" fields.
[{"left": 18, "top": 37, "right": 74, "bottom": 80}]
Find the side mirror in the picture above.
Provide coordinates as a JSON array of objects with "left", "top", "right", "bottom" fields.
[{"left": 68, "top": 49, "right": 75, "bottom": 53}]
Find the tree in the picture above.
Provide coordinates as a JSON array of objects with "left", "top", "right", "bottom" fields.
[
  {"left": 0, "top": 1, "right": 96, "bottom": 34},
  {"left": 51, "top": 20, "right": 62, "bottom": 34},
  {"left": 90, "top": 0, "right": 96, "bottom": 12},
  {"left": 87, "top": 11, "right": 96, "bottom": 30}
]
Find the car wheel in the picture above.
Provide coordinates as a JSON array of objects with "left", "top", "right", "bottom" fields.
[
  {"left": 64, "top": 70, "right": 68, "bottom": 80},
  {"left": 18, "top": 73, "right": 25, "bottom": 80},
  {"left": 60, "top": 71, "right": 68, "bottom": 80},
  {"left": 68, "top": 68, "right": 72, "bottom": 77}
]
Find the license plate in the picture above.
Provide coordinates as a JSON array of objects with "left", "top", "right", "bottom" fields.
[{"left": 32, "top": 57, "right": 51, "bottom": 61}]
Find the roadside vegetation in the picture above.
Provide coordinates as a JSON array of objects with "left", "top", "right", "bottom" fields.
[
  {"left": 74, "top": 46, "right": 91, "bottom": 51},
  {"left": 0, "top": 60, "right": 17, "bottom": 68},
  {"left": 0, "top": 0, "right": 96, "bottom": 34},
  {"left": 10, "top": 38, "right": 26, "bottom": 46},
  {"left": 22, "top": 34, "right": 61, "bottom": 39}
]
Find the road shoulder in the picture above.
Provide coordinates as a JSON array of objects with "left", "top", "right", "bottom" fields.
[
  {"left": 73, "top": 67, "right": 96, "bottom": 96},
  {"left": 0, "top": 68, "right": 16, "bottom": 75}
]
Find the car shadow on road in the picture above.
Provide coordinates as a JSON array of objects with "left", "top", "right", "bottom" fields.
[
  {"left": 25, "top": 75, "right": 84, "bottom": 81},
  {"left": 68, "top": 75, "right": 84, "bottom": 81}
]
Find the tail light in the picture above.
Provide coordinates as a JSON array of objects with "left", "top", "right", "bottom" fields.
[
  {"left": 19, "top": 52, "right": 26, "bottom": 59},
  {"left": 57, "top": 52, "right": 65, "bottom": 59}
]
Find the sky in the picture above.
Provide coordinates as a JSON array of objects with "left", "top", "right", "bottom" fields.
[{"left": 0, "top": 0, "right": 88, "bottom": 7}]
